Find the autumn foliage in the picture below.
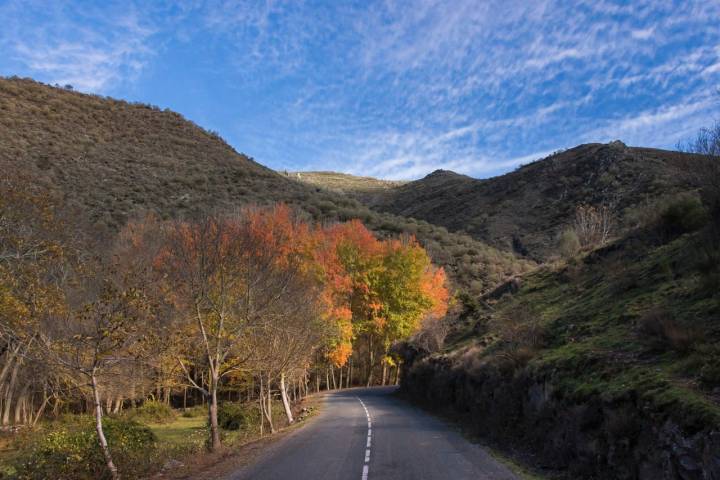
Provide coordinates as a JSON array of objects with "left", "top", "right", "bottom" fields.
[
  {"left": 121, "top": 204, "right": 448, "bottom": 449},
  {"left": 1, "top": 189, "right": 449, "bottom": 472}
]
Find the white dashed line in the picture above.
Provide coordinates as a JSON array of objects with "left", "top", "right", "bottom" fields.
[{"left": 357, "top": 397, "right": 373, "bottom": 480}]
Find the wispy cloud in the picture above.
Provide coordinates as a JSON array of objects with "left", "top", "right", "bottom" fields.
[
  {"left": 0, "top": 1, "right": 156, "bottom": 92},
  {"left": 1, "top": 0, "right": 718, "bottom": 179}
]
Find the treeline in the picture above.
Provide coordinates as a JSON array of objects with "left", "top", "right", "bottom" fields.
[{"left": 0, "top": 176, "right": 448, "bottom": 478}]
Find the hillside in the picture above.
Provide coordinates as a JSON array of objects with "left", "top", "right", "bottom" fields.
[
  {"left": 369, "top": 143, "right": 702, "bottom": 260},
  {"left": 403, "top": 218, "right": 720, "bottom": 478},
  {"left": 286, "top": 171, "right": 406, "bottom": 202},
  {"left": 0, "top": 77, "right": 531, "bottom": 296},
  {"left": 298, "top": 144, "right": 701, "bottom": 261}
]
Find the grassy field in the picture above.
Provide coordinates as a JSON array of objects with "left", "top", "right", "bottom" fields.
[{"left": 148, "top": 415, "right": 208, "bottom": 452}]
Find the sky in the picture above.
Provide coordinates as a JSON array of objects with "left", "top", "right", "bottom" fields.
[{"left": 1, "top": 1, "right": 719, "bottom": 180}]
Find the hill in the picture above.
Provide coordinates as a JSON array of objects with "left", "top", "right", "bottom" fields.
[
  {"left": 287, "top": 145, "right": 703, "bottom": 261},
  {"left": 369, "top": 143, "right": 702, "bottom": 260},
  {"left": 286, "top": 171, "right": 406, "bottom": 202},
  {"left": 373, "top": 142, "right": 695, "bottom": 260},
  {"left": 0, "top": 77, "right": 531, "bottom": 297}
]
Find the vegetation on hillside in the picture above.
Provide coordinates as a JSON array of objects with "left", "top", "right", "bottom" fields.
[
  {"left": 357, "top": 143, "right": 704, "bottom": 261},
  {"left": 0, "top": 77, "right": 532, "bottom": 299}
]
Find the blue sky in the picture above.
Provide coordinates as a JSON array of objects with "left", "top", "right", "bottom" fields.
[{"left": 1, "top": 1, "right": 719, "bottom": 180}]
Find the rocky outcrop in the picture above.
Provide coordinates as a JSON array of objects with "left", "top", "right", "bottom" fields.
[{"left": 400, "top": 354, "right": 720, "bottom": 479}]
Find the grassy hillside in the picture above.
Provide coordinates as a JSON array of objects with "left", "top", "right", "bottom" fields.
[
  {"left": 403, "top": 208, "right": 720, "bottom": 477},
  {"left": 288, "top": 171, "right": 406, "bottom": 201},
  {"left": 0, "top": 77, "right": 532, "bottom": 296},
  {"left": 367, "top": 143, "right": 702, "bottom": 261}
]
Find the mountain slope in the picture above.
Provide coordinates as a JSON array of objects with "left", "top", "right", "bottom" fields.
[
  {"left": 367, "top": 143, "right": 701, "bottom": 260},
  {"left": 0, "top": 77, "right": 531, "bottom": 296},
  {"left": 402, "top": 222, "right": 720, "bottom": 478}
]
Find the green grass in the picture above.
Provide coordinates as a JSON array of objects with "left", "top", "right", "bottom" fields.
[
  {"left": 457, "top": 229, "right": 720, "bottom": 432},
  {"left": 148, "top": 415, "right": 207, "bottom": 448}
]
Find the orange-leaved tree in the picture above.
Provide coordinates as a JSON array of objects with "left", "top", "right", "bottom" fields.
[{"left": 332, "top": 221, "right": 449, "bottom": 385}]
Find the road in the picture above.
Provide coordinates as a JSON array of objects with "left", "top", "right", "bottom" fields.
[{"left": 230, "top": 386, "right": 518, "bottom": 480}]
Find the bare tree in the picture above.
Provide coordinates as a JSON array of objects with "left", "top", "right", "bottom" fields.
[
  {"left": 42, "top": 266, "right": 152, "bottom": 480},
  {"left": 678, "top": 121, "right": 720, "bottom": 223},
  {"left": 573, "top": 204, "right": 614, "bottom": 248}
]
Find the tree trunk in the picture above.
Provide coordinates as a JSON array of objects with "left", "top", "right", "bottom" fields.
[
  {"left": 338, "top": 367, "right": 343, "bottom": 390},
  {"left": 366, "top": 337, "right": 375, "bottom": 387},
  {"left": 348, "top": 359, "right": 352, "bottom": 388},
  {"left": 32, "top": 389, "right": 51, "bottom": 426},
  {"left": 91, "top": 373, "right": 119, "bottom": 480},
  {"left": 325, "top": 368, "right": 330, "bottom": 391},
  {"left": 2, "top": 355, "right": 21, "bottom": 425},
  {"left": 259, "top": 377, "right": 265, "bottom": 436},
  {"left": 381, "top": 362, "right": 388, "bottom": 386},
  {"left": 0, "top": 345, "right": 21, "bottom": 390},
  {"left": 113, "top": 397, "right": 122, "bottom": 414},
  {"left": 14, "top": 383, "right": 29, "bottom": 424},
  {"left": 279, "top": 372, "right": 293, "bottom": 424},
  {"left": 394, "top": 365, "right": 401, "bottom": 385},
  {"left": 208, "top": 375, "right": 221, "bottom": 451},
  {"left": 265, "top": 377, "right": 274, "bottom": 433}
]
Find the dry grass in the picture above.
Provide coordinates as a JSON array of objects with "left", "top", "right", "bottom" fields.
[{"left": 288, "top": 171, "right": 406, "bottom": 196}]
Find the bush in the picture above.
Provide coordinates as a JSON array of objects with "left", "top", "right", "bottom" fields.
[
  {"left": 659, "top": 195, "right": 708, "bottom": 237},
  {"left": 126, "top": 400, "right": 176, "bottom": 424},
  {"left": 637, "top": 309, "right": 700, "bottom": 354},
  {"left": 181, "top": 404, "right": 206, "bottom": 418},
  {"left": 13, "top": 416, "right": 157, "bottom": 480},
  {"left": 697, "top": 345, "right": 720, "bottom": 391},
  {"left": 217, "top": 402, "right": 261, "bottom": 431},
  {"left": 557, "top": 228, "right": 580, "bottom": 258}
]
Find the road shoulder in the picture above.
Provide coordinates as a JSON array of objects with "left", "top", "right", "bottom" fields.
[{"left": 156, "top": 394, "right": 326, "bottom": 480}]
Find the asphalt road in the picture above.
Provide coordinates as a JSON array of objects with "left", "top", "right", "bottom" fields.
[{"left": 230, "top": 386, "right": 518, "bottom": 480}]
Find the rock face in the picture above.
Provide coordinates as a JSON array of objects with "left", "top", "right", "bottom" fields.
[{"left": 400, "top": 355, "right": 720, "bottom": 479}]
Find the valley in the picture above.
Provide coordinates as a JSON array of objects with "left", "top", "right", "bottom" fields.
[{"left": 0, "top": 77, "right": 718, "bottom": 479}]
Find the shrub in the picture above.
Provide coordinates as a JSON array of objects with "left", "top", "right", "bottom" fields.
[
  {"left": 13, "top": 416, "right": 157, "bottom": 480},
  {"left": 700, "top": 358, "right": 720, "bottom": 391},
  {"left": 637, "top": 309, "right": 700, "bottom": 354},
  {"left": 126, "top": 400, "right": 176, "bottom": 424},
  {"left": 659, "top": 195, "right": 708, "bottom": 236},
  {"left": 573, "top": 204, "right": 613, "bottom": 249},
  {"left": 557, "top": 228, "right": 580, "bottom": 258},
  {"left": 494, "top": 304, "right": 545, "bottom": 349},
  {"left": 217, "top": 402, "right": 261, "bottom": 431},
  {"left": 181, "top": 404, "right": 206, "bottom": 418},
  {"left": 696, "top": 345, "right": 720, "bottom": 391},
  {"left": 492, "top": 304, "right": 545, "bottom": 371}
]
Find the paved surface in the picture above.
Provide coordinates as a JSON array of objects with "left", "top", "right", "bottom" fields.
[{"left": 230, "top": 386, "right": 518, "bottom": 480}]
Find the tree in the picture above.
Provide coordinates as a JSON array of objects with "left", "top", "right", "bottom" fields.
[
  {"left": 43, "top": 263, "right": 152, "bottom": 480},
  {"left": 0, "top": 174, "right": 68, "bottom": 427},
  {"left": 679, "top": 121, "right": 720, "bottom": 224},
  {"left": 331, "top": 222, "right": 449, "bottom": 386},
  {"left": 573, "top": 204, "right": 613, "bottom": 249},
  {"left": 149, "top": 206, "right": 326, "bottom": 449}
]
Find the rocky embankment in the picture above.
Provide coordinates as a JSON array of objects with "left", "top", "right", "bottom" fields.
[{"left": 400, "top": 350, "right": 720, "bottom": 479}]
